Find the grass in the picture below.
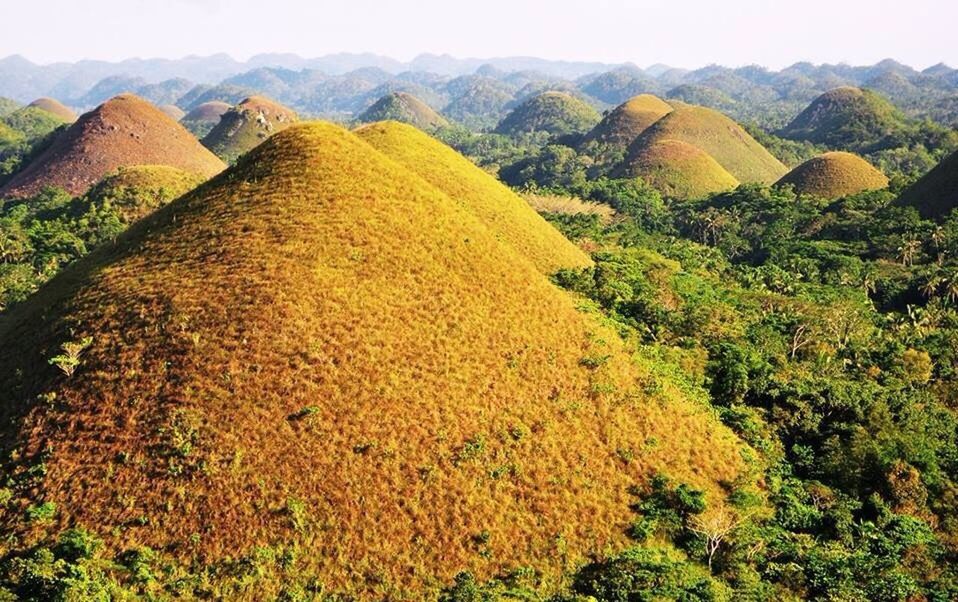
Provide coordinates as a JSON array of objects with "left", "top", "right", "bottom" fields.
[
  {"left": 0, "top": 93, "right": 225, "bottom": 199},
  {"left": 580, "top": 94, "right": 673, "bottom": 151},
  {"left": 201, "top": 95, "right": 298, "bottom": 163},
  {"left": 27, "top": 98, "right": 77, "bottom": 122},
  {"left": 494, "top": 91, "right": 600, "bottom": 137},
  {"left": 776, "top": 151, "right": 889, "bottom": 198},
  {"left": 0, "top": 121, "right": 746, "bottom": 598},
  {"left": 615, "top": 139, "right": 739, "bottom": 200},
  {"left": 897, "top": 149, "right": 958, "bottom": 219},
  {"left": 623, "top": 104, "right": 788, "bottom": 184},
  {"left": 522, "top": 192, "right": 616, "bottom": 221},
  {"left": 181, "top": 101, "right": 231, "bottom": 138},
  {"left": 355, "top": 120, "right": 594, "bottom": 273},
  {"left": 356, "top": 92, "right": 449, "bottom": 132}
]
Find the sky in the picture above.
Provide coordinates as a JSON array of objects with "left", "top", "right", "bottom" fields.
[{"left": 2, "top": 0, "right": 954, "bottom": 70}]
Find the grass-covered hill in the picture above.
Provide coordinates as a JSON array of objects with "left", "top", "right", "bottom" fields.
[
  {"left": 0, "top": 121, "right": 745, "bottom": 598},
  {"left": 180, "top": 100, "right": 231, "bottom": 137},
  {"left": 158, "top": 104, "right": 186, "bottom": 121},
  {"left": 356, "top": 121, "right": 593, "bottom": 273},
  {"left": 779, "top": 86, "right": 907, "bottom": 150},
  {"left": 0, "top": 94, "right": 225, "bottom": 198},
  {"left": 579, "top": 94, "right": 673, "bottom": 152},
  {"left": 623, "top": 103, "right": 788, "bottom": 184},
  {"left": 27, "top": 97, "right": 77, "bottom": 122},
  {"left": 355, "top": 91, "right": 449, "bottom": 131},
  {"left": 896, "top": 149, "right": 958, "bottom": 218},
  {"left": 1, "top": 105, "right": 69, "bottom": 142},
  {"left": 201, "top": 95, "right": 298, "bottom": 163},
  {"left": 441, "top": 76, "right": 515, "bottom": 130},
  {"left": 494, "top": 91, "right": 600, "bottom": 137},
  {"left": 776, "top": 151, "right": 889, "bottom": 198},
  {"left": 84, "top": 165, "right": 206, "bottom": 222},
  {"left": 613, "top": 138, "right": 740, "bottom": 200}
]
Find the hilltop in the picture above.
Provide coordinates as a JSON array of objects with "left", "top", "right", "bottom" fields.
[
  {"left": 355, "top": 120, "right": 592, "bottom": 273},
  {"left": 180, "top": 100, "right": 231, "bottom": 137},
  {"left": 494, "top": 91, "right": 600, "bottom": 137},
  {"left": 776, "top": 151, "right": 888, "bottom": 198},
  {"left": 580, "top": 94, "right": 673, "bottom": 151},
  {"left": 779, "top": 87, "right": 907, "bottom": 150},
  {"left": 897, "top": 149, "right": 958, "bottom": 218},
  {"left": 355, "top": 92, "right": 449, "bottom": 131},
  {"left": 158, "top": 104, "right": 186, "bottom": 121},
  {"left": 623, "top": 103, "right": 787, "bottom": 183},
  {"left": 27, "top": 97, "right": 77, "bottom": 122},
  {"left": 614, "top": 138, "right": 739, "bottom": 200},
  {"left": 0, "top": 121, "right": 744, "bottom": 598},
  {"left": 0, "top": 94, "right": 225, "bottom": 198},
  {"left": 201, "top": 95, "right": 298, "bottom": 162}
]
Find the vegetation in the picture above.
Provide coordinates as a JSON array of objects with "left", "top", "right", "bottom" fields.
[
  {"left": 180, "top": 100, "right": 231, "bottom": 137},
  {"left": 355, "top": 92, "right": 449, "bottom": 132},
  {"left": 494, "top": 91, "right": 600, "bottom": 137},
  {"left": 201, "top": 95, "right": 298, "bottom": 163},
  {"left": 776, "top": 151, "right": 890, "bottom": 198},
  {"left": 614, "top": 139, "right": 739, "bottom": 200},
  {"left": 897, "top": 149, "right": 958, "bottom": 219}
]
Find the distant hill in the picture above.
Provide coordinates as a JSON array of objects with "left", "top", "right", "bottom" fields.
[
  {"left": 1, "top": 105, "right": 69, "bottom": 142},
  {"left": 441, "top": 76, "right": 515, "bottom": 129},
  {"left": 201, "top": 95, "right": 298, "bottom": 162},
  {"left": 0, "top": 94, "right": 225, "bottom": 198},
  {"left": 623, "top": 103, "right": 787, "bottom": 183},
  {"left": 158, "top": 104, "right": 186, "bottom": 121},
  {"left": 897, "top": 149, "right": 958, "bottom": 218},
  {"left": 494, "top": 91, "right": 600, "bottom": 136},
  {"left": 27, "top": 97, "right": 77, "bottom": 122},
  {"left": 180, "top": 101, "right": 231, "bottom": 137},
  {"left": 356, "top": 120, "right": 592, "bottom": 273},
  {"left": 776, "top": 151, "right": 888, "bottom": 198},
  {"left": 614, "top": 138, "right": 739, "bottom": 200},
  {"left": 779, "top": 87, "right": 907, "bottom": 150},
  {"left": 355, "top": 92, "right": 449, "bottom": 131},
  {"left": 0, "top": 121, "right": 744, "bottom": 598},
  {"left": 580, "top": 94, "right": 673, "bottom": 151}
]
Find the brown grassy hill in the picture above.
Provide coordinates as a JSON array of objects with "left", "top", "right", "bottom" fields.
[
  {"left": 0, "top": 94, "right": 225, "bottom": 199},
  {"left": 201, "top": 95, "right": 298, "bottom": 162},
  {"left": 27, "top": 97, "right": 77, "bottom": 122},
  {"left": 85, "top": 165, "right": 206, "bottom": 222},
  {"left": 355, "top": 120, "right": 592, "bottom": 273},
  {"left": 356, "top": 92, "right": 449, "bottom": 131},
  {"left": 579, "top": 94, "right": 673, "bottom": 151},
  {"left": 180, "top": 100, "right": 231, "bottom": 137},
  {"left": 776, "top": 151, "right": 888, "bottom": 198},
  {"left": 897, "top": 150, "right": 958, "bottom": 219},
  {"left": 0, "top": 121, "right": 744, "bottom": 598},
  {"left": 624, "top": 103, "right": 788, "bottom": 184},
  {"left": 494, "top": 91, "right": 601, "bottom": 136},
  {"left": 615, "top": 138, "right": 740, "bottom": 200},
  {"left": 158, "top": 104, "right": 186, "bottom": 121}
]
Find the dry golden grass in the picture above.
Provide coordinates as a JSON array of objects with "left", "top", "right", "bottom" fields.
[
  {"left": 0, "top": 122, "right": 745, "bottom": 598},
  {"left": 776, "top": 151, "right": 888, "bottom": 198},
  {"left": 86, "top": 165, "right": 208, "bottom": 222},
  {"left": 616, "top": 138, "right": 739, "bottom": 200},
  {"left": 355, "top": 120, "right": 593, "bottom": 273},
  {"left": 522, "top": 192, "right": 616, "bottom": 220}
]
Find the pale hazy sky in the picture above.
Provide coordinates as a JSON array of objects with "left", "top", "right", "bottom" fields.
[{"left": 3, "top": 0, "right": 954, "bottom": 69}]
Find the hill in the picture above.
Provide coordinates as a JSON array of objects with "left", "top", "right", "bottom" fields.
[
  {"left": 180, "top": 100, "right": 231, "bottom": 137},
  {"left": 779, "top": 86, "right": 907, "bottom": 150},
  {"left": 1, "top": 105, "right": 69, "bottom": 141},
  {"left": 614, "top": 138, "right": 740, "bottom": 199},
  {"left": 0, "top": 94, "right": 225, "bottom": 198},
  {"left": 897, "top": 149, "right": 958, "bottom": 218},
  {"left": 579, "top": 94, "right": 673, "bottom": 151},
  {"left": 27, "top": 97, "right": 77, "bottom": 122},
  {"left": 84, "top": 165, "right": 206, "bottom": 222},
  {"left": 442, "top": 77, "right": 515, "bottom": 129},
  {"left": 355, "top": 92, "right": 449, "bottom": 131},
  {"left": 0, "top": 121, "right": 744, "bottom": 598},
  {"left": 494, "top": 91, "right": 600, "bottom": 136},
  {"left": 201, "top": 95, "right": 298, "bottom": 162},
  {"left": 776, "top": 151, "right": 889, "bottom": 198},
  {"left": 158, "top": 104, "right": 186, "bottom": 121},
  {"left": 355, "top": 120, "right": 592, "bottom": 273},
  {"left": 623, "top": 103, "right": 788, "bottom": 183}
]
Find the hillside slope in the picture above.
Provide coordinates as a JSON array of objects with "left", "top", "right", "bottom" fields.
[
  {"left": 615, "top": 138, "right": 740, "bottom": 199},
  {"left": 579, "top": 94, "right": 673, "bottom": 151},
  {"left": 0, "top": 94, "right": 225, "bottom": 198},
  {"left": 0, "top": 121, "right": 744, "bottom": 598},
  {"left": 779, "top": 86, "right": 906, "bottom": 149},
  {"left": 897, "top": 149, "right": 958, "bottom": 218}
]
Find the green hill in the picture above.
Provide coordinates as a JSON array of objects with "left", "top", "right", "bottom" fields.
[
  {"left": 614, "top": 138, "right": 740, "bottom": 199},
  {"left": 355, "top": 92, "right": 449, "bottom": 131},
  {"left": 776, "top": 151, "right": 889, "bottom": 198},
  {"left": 2, "top": 106, "right": 69, "bottom": 141},
  {"left": 201, "top": 95, "right": 298, "bottom": 162},
  {"left": 494, "top": 91, "right": 600, "bottom": 137},
  {"left": 623, "top": 103, "right": 787, "bottom": 184},
  {"left": 897, "top": 149, "right": 958, "bottom": 219},
  {"left": 0, "top": 121, "right": 744, "bottom": 598},
  {"left": 779, "top": 87, "right": 907, "bottom": 150}
]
